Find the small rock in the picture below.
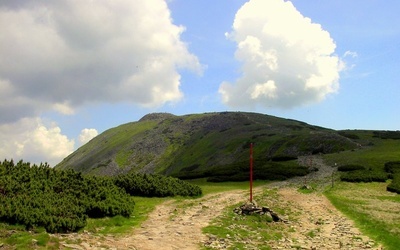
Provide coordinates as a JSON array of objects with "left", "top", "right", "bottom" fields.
[
  {"left": 264, "top": 212, "right": 273, "bottom": 221},
  {"left": 62, "top": 244, "right": 84, "bottom": 250},
  {"left": 81, "top": 242, "right": 91, "bottom": 249},
  {"left": 262, "top": 206, "right": 271, "bottom": 212}
]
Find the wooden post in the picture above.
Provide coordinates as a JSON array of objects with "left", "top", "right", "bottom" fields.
[
  {"left": 250, "top": 143, "right": 253, "bottom": 202},
  {"left": 332, "top": 163, "right": 337, "bottom": 188}
]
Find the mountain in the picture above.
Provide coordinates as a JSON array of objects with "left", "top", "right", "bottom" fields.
[{"left": 55, "top": 112, "right": 357, "bottom": 176}]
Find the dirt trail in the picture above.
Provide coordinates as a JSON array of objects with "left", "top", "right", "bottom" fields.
[
  {"left": 58, "top": 156, "right": 382, "bottom": 249},
  {"left": 267, "top": 188, "right": 380, "bottom": 249},
  {"left": 127, "top": 190, "right": 251, "bottom": 250},
  {"left": 59, "top": 189, "right": 253, "bottom": 250},
  {"left": 268, "top": 155, "right": 336, "bottom": 190}
]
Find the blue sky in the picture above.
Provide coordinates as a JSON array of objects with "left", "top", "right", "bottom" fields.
[{"left": 0, "top": 0, "right": 399, "bottom": 166}]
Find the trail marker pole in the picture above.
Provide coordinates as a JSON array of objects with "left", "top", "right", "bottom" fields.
[
  {"left": 332, "top": 163, "right": 337, "bottom": 188},
  {"left": 250, "top": 143, "right": 253, "bottom": 203}
]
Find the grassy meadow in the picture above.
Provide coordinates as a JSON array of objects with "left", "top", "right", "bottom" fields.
[
  {"left": 323, "top": 130, "right": 400, "bottom": 250},
  {"left": 323, "top": 130, "right": 400, "bottom": 170},
  {"left": 325, "top": 182, "right": 400, "bottom": 250}
]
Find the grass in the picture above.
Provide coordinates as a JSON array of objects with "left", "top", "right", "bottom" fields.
[
  {"left": 115, "top": 149, "right": 131, "bottom": 167},
  {"left": 189, "top": 178, "right": 267, "bottom": 195},
  {"left": 0, "top": 224, "right": 60, "bottom": 250},
  {"left": 80, "top": 179, "right": 269, "bottom": 244},
  {"left": 202, "top": 188, "right": 290, "bottom": 250},
  {"left": 84, "top": 196, "right": 168, "bottom": 235},
  {"left": 2, "top": 178, "right": 258, "bottom": 248},
  {"left": 56, "top": 120, "right": 157, "bottom": 172},
  {"left": 325, "top": 181, "right": 400, "bottom": 250},
  {"left": 0, "top": 196, "right": 167, "bottom": 249},
  {"left": 323, "top": 131, "right": 400, "bottom": 171},
  {"left": 297, "top": 183, "right": 317, "bottom": 194},
  {"left": 3, "top": 129, "right": 400, "bottom": 248},
  {"left": 82, "top": 178, "right": 257, "bottom": 235},
  {"left": 305, "top": 228, "right": 319, "bottom": 238},
  {"left": 322, "top": 131, "right": 400, "bottom": 249}
]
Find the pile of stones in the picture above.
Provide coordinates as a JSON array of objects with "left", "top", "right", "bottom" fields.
[{"left": 233, "top": 200, "right": 288, "bottom": 223}]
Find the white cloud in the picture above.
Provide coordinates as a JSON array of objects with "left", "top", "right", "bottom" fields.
[
  {"left": 79, "top": 128, "right": 98, "bottom": 146},
  {"left": 344, "top": 51, "right": 358, "bottom": 58},
  {"left": 338, "top": 50, "right": 358, "bottom": 73},
  {"left": 0, "top": 0, "right": 202, "bottom": 124},
  {"left": 0, "top": 118, "right": 74, "bottom": 167},
  {"left": 53, "top": 102, "right": 75, "bottom": 115},
  {"left": 219, "top": 0, "right": 342, "bottom": 109}
]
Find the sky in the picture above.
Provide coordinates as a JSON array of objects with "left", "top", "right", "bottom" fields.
[{"left": 0, "top": 0, "right": 399, "bottom": 166}]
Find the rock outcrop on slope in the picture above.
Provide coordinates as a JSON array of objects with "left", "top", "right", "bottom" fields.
[{"left": 56, "top": 112, "right": 358, "bottom": 177}]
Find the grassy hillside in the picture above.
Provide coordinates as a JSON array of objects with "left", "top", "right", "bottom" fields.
[
  {"left": 56, "top": 112, "right": 357, "bottom": 178},
  {"left": 324, "top": 130, "right": 400, "bottom": 169},
  {"left": 322, "top": 129, "right": 400, "bottom": 250}
]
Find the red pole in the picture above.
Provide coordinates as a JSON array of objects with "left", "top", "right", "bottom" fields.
[{"left": 250, "top": 142, "right": 253, "bottom": 203}]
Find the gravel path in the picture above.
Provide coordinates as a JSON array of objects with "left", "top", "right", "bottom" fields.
[
  {"left": 58, "top": 156, "right": 383, "bottom": 250},
  {"left": 268, "top": 155, "right": 337, "bottom": 190},
  {"left": 58, "top": 190, "right": 252, "bottom": 250},
  {"left": 267, "top": 188, "right": 380, "bottom": 249}
]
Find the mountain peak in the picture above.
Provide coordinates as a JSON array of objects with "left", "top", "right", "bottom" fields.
[
  {"left": 56, "top": 112, "right": 357, "bottom": 176},
  {"left": 139, "top": 112, "right": 176, "bottom": 122}
]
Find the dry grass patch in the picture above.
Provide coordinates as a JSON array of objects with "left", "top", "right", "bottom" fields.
[{"left": 330, "top": 182, "right": 400, "bottom": 222}]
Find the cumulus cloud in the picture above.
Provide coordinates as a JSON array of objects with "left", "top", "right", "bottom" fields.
[
  {"left": 0, "top": 118, "right": 74, "bottom": 166},
  {"left": 0, "top": 0, "right": 202, "bottom": 124},
  {"left": 79, "top": 128, "right": 98, "bottom": 146},
  {"left": 219, "top": 0, "right": 342, "bottom": 109}
]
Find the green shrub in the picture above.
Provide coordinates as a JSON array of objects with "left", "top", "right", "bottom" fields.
[
  {"left": 373, "top": 131, "right": 400, "bottom": 140},
  {"left": 338, "top": 131, "right": 360, "bottom": 140},
  {"left": 269, "top": 156, "right": 298, "bottom": 162},
  {"left": 0, "top": 159, "right": 202, "bottom": 234},
  {"left": 337, "top": 164, "right": 365, "bottom": 172},
  {"left": 114, "top": 172, "right": 202, "bottom": 197},
  {"left": 384, "top": 161, "right": 400, "bottom": 174},
  {"left": 387, "top": 173, "right": 400, "bottom": 194},
  {"left": 0, "top": 160, "right": 133, "bottom": 233},
  {"left": 205, "top": 161, "right": 309, "bottom": 182},
  {"left": 0, "top": 159, "right": 203, "bottom": 233},
  {"left": 340, "top": 170, "right": 388, "bottom": 183},
  {"left": 171, "top": 170, "right": 209, "bottom": 180}
]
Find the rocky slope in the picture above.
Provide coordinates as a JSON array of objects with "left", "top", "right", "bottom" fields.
[{"left": 56, "top": 112, "right": 358, "bottom": 176}]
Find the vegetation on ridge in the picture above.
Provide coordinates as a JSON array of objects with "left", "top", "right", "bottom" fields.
[
  {"left": 173, "top": 158, "right": 310, "bottom": 182},
  {"left": 56, "top": 112, "right": 358, "bottom": 180},
  {"left": 0, "top": 159, "right": 201, "bottom": 233}
]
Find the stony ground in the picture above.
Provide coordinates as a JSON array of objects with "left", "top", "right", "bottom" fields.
[
  {"left": 57, "top": 190, "right": 249, "bottom": 250},
  {"left": 56, "top": 156, "right": 383, "bottom": 250},
  {"left": 267, "top": 188, "right": 379, "bottom": 250}
]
